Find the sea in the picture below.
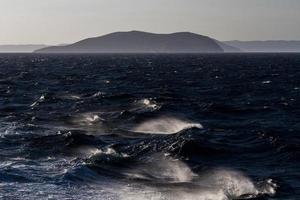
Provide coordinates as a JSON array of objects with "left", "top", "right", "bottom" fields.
[{"left": 0, "top": 53, "right": 299, "bottom": 200}]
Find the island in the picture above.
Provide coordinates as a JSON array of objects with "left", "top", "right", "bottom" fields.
[{"left": 35, "top": 31, "right": 228, "bottom": 53}]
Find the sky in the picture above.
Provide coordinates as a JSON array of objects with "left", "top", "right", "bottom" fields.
[{"left": 0, "top": 0, "right": 300, "bottom": 45}]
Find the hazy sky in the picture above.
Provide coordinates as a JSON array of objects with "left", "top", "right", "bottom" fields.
[{"left": 0, "top": 0, "right": 300, "bottom": 44}]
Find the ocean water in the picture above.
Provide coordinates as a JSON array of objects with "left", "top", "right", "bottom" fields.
[{"left": 0, "top": 53, "right": 299, "bottom": 200}]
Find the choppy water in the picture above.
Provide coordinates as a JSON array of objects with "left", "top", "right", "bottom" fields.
[{"left": 0, "top": 53, "right": 299, "bottom": 200}]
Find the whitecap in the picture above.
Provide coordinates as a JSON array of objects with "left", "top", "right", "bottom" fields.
[
  {"left": 120, "top": 185, "right": 227, "bottom": 200},
  {"left": 124, "top": 154, "right": 197, "bottom": 183},
  {"left": 30, "top": 95, "right": 45, "bottom": 107},
  {"left": 131, "top": 116, "right": 203, "bottom": 134},
  {"left": 262, "top": 80, "right": 271, "bottom": 84},
  {"left": 130, "top": 98, "right": 161, "bottom": 113},
  {"left": 121, "top": 164, "right": 277, "bottom": 200},
  {"left": 91, "top": 91, "right": 105, "bottom": 97},
  {"left": 118, "top": 152, "right": 277, "bottom": 200},
  {"left": 59, "top": 94, "right": 81, "bottom": 100},
  {"left": 74, "top": 146, "right": 129, "bottom": 160},
  {"left": 201, "top": 169, "right": 258, "bottom": 198},
  {"left": 71, "top": 113, "right": 104, "bottom": 126},
  {"left": 0, "top": 122, "right": 19, "bottom": 137},
  {"left": 198, "top": 169, "right": 278, "bottom": 199}
]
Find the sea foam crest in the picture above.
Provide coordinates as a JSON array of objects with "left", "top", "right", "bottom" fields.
[
  {"left": 130, "top": 98, "right": 161, "bottom": 113},
  {"left": 132, "top": 116, "right": 203, "bottom": 134},
  {"left": 30, "top": 95, "right": 45, "bottom": 107},
  {"left": 124, "top": 154, "right": 197, "bottom": 183},
  {"left": 72, "top": 113, "right": 104, "bottom": 126},
  {"left": 121, "top": 166, "right": 277, "bottom": 200},
  {"left": 0, "top": 122, "right": 19, "bottom": 137}
]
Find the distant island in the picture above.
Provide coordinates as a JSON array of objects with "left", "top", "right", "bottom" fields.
[
  {"left": 224, "top": 40, "right": 300, "bottom": 52},
  {"left": 2, "top": 31, "right": 300, "bottom": 53},
  {"left": 0, "top": 45, "right": 47, "bottom": 53},
  {"left": 35, "top": 31, "right": 226, "bottom": 53}
]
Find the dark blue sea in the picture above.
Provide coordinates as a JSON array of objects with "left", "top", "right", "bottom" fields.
[{"left": 0, "top": 53, "right": 299, "bottom": 200}]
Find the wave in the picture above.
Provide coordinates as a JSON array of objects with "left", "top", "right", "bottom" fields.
[
  {"left": 30, "top": 94, "right": 46, "bottom": 107},
  {"left": 119, "top": 186, "right": 228, "bottom": 200},
  {"left": 198, "top": 169, "right": 277, "bottom": 199},
  {"left": 123, "top": 154, "right": 196, "bottom": 183},
  {"left": 58, "top": 94, "right": 81, "bottom": 100},
  {"left": 129, "top": 98, "right": 161, "bottom": 113},
  {"left": 81, "top": 147, "right": 129, "bottom": 160},
  {"left": 0, "top": 122, "right": 19, "bottom": 138},
  {"left": 131, "top": 116, "right": 203, "bottom": 134},
  {"left": 117, "top": 155, "right": 277, "bottom": 200},
  {"left": 70, "top": 113, "right": 104, "bottom": 126}
]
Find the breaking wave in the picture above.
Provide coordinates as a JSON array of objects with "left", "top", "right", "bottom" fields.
[{"left": 131, "top": 116, "right": 203, "bottom": 134}]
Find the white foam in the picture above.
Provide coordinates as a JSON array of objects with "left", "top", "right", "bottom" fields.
[
  {"left": 125, "top": 154, "right": 197, "bottom": 183},
  {"left": 30, "top": 95, "right": 45, "bottom": 107},
  {"left": 139, "top": 98, "right": 159, "bottom": 110},
  {"left": 72, "top": 113, "right": 104, "bottom": 126},
  {"left": 0, "top": 122, "right": 19, "bottom": 137},
  {"left": 76, "top": 146, "right": 129, "bottom": 160},
  {"left": 190, "top": 169, "right": 277, "bottom": 199},
  {"left": 200, "top": 169, "right": 258, "bottom": 198},
  {"left": 262, "top": 80, "right": 271, "bottom": 84},
  {"left": 130, "top": 98, "right": 161, "bottom": 113},
  {"left": 120, "top": 186, "right": 227, "bottom": 200},
  {"left": 131, "top": 116, "right": 203, "bottom": 134},
  {"left": 59, "top": 94, "right": 81, "bottom": 100},
  {"left": 121, "top": 156, "right": 277, "bottom": 200},
  {"left": 91, "top": 91, "right": 105, "bottom": 97}
]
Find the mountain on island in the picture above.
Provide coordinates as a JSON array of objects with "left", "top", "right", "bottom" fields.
[
  {"left": 35, "top": 31, "right": 229, "bottom": 53},
  {"left": 224, "top": 40, "right": 300, "bottom": 52}
]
